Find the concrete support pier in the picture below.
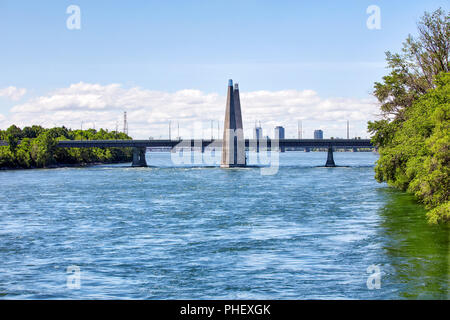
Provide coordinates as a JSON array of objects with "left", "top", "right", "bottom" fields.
[
  {"left": 325, "top": 146, "right": 336, "bottom": 167},
  {"left": 132, "top": 147, "right": 147, "bottom": 167},
  {"left": 221, "top": 79, "right": 246, "bottom": 168}
]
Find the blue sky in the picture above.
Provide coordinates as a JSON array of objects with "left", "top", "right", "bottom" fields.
[{"left": 0, "top": 0, "right": 448, "bottom": 138}]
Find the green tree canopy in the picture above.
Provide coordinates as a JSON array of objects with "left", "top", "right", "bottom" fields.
[
  {"left": 369, "top": 8, "right": 449, "bottom": 223},
  {"left": 0, "top": 126, "right": 133, "bottom": 169},
  {"left": 373, "top": 8, "right": 449, "bottom": 121}
]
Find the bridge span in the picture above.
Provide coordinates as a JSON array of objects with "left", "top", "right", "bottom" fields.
[
  {"left": 55, "top": 138, "right": 373, "bottom": 167},
  {"left": 55, "top": 138, "right": 372, "bottom": 149},
  {"left": 1, "top": 138, "right": 373, "bottom": 167}
]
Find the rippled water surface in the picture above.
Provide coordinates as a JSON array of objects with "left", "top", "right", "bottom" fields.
[{"left": 0, "top": 152, "right": 448, "bottom": 299}]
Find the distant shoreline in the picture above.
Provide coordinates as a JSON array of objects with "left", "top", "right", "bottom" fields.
[{"left": 0, "top": 161, "right": 130, "bottom": 171}]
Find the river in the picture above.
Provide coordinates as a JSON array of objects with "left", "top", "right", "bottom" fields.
[{"left": 0, "top": 151, "right": 448, "bottom": 299}]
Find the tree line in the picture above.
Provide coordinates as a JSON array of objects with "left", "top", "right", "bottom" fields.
[
  {"left": 0, "top": 125, "right": 133, "bottom": 169},
  {"left": 368, "top": 8, "right": 449, "bottom": 223}
]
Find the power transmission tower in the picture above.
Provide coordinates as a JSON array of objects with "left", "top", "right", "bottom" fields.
[
  {"left": 123, "top": 112, "right": 128, "bottom": 135},
  {"left": 298, "top": 120, "right": 303, "bottom": 139},
  {"left": 169, "top": 120, "right": 171, "bottom": 140},
  {"left": 347, "top": 120, "right": 349, "bottom": 139},
  {"left": 211, "top": 120, "right": 213, "bottom": 140}
]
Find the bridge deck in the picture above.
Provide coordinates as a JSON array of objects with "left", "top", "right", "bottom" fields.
[
  {"left": 1, "top": 139, "right": 373, "bottom": 148},
  {"left": 56, "top": 139, "right": 373, "bottom": 148}
]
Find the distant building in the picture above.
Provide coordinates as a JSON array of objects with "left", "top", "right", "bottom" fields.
[
  {"left": 314, "top": 129, "right": 323, "bottom": 139},
  {"left": 254, "top": 126, "right": 263, "bottom": 140},
  {"left": 274, "top": 126, "right": 285, "bottom": 139},
  {"left": 274, "top": 126, "right": 285, "bottom": 152}
]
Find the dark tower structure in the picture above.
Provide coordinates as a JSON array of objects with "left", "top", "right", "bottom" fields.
[
  {"left": 233, "top": 83, "right": 244, "bottom": 137},
  {"left": 221, "top": 79, "right": 246, "bottom": 167}
]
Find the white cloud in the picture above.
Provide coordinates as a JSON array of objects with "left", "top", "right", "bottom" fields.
[
  {"left": 0, "top": 86, "right": 27, "bottom": 101},
  {"left": 5, "top": 82, "right": 379, "bottom": 139}
]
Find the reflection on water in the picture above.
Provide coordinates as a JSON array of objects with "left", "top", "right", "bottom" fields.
[{"left": 378, "top": 189, "right": 449, "bottom": 299}]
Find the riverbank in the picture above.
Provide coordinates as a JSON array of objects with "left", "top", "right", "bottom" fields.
[{"left": 0, "top": 160, "right": 130, "bottom": 171}]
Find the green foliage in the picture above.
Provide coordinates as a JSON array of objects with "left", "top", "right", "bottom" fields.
[
  {"left": 369, "top": 9, "right": 449, "bottom": 224},
  {"left": 371, "top": 73, "right": 449, "bottom": 223},
  {"left": 22, "top": 125, "right": 44, "bottom": 139},
  {"left": 0, "top": 126, "right": 133, "bottom": 169},
  {"left": 6, "top": 134, "right": 19, "bottom": 154},
  {"left": 373, "top": 8, "right": 449, "bottom": 120},
  {"left": 427, "top": 202, "right": 450, "bottom": 224}
]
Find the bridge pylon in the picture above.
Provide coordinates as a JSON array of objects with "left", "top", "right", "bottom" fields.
[
  {"left": 325, "top": 146, "right": 336, "bottom": 167},
  {"left": 221, "top": 80, "right": 246, "bottom": 168},
  {"left": 132, "top": 147, "right": 147, "bottom": 167}
]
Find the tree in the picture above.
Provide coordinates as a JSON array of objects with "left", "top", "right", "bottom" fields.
[
  {"left": 22, "top": 125, "right": 44, "bottom": 139},
  {"left": 372, "top": 8, "right": 449, "bottom": 121},
  {"left": 6, "top": 134, "right": 19, "bottom": 154},
  {"left": 6, "top": 125, "right": 23, "bottom": 139},
  {"left": 32, "top": 131, "right": 57, "bottom": 167},
  {"left": 369, "top": 9, "right": 449, "bottom": 223},
  {"left": 1, "top": 125, "right": 133, "bottom": 168}
]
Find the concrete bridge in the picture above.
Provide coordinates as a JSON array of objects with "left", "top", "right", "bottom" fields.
[
  {"left": 0, "top": 138, "right": 373, "bottom": 167},
  {"left": 0, "top": 80, "right": 374, "bottom": 168},
  {"left": 56, "top": 138, "right": 373, "bottom": 167}
]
